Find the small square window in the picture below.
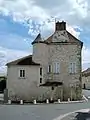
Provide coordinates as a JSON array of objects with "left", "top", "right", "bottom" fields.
[{"left": 40, "top": 78, "right": 42, "bottom": 83}]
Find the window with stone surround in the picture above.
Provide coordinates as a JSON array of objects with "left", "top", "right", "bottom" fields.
[
  {"left": 69, "top": 62, "right": 76, "bottom": 74},
  {"left": 53, "top": 62, "right": 60, "bottom": 73},
  {"left": 48, "top": 65, "right": 52, "bottom": 73}
]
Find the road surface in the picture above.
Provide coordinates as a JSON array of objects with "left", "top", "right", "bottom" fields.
[
  {"left": 0, "top": 90, "right": 90, "bottom": 120},
  {"left": 0, "top": 102, "right": 90, "bottom": 120}
]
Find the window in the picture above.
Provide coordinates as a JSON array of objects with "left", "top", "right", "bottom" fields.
[
  {"left": 40, "top": 68, "right": 43, "bottom": 83},
  {"left": 51, "top": 86, "right": 54, "bottom": 90},
  {"left": 53, "top": 62, "right": 60, "bottom": 73},
  {"left": 57, "top": 62, "right": 60, "bottom": 73},
  {"left": 40, "top": 68, "right": 42, "bottom": 76},
  {"left": 19, "top": 70, "right": 25, "bottom": 78},
  {"left": 69, "top": 62, "right": 76, "bottom": 73},
  {"left": 33, "top": 45, "right": 37, "bottom": 54},
  {"left": 48, "top": 65, "right": 52, "bottom": 73},
  {"left": 40, "top": 78, "right": 42, "bottom": 83}
]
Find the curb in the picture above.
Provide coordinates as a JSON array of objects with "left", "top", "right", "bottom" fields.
[{"left": 3, "top": 100, "right": 86, "bottom": 105}]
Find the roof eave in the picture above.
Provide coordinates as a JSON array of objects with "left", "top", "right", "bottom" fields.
[
  {"left": 32, "top": 41, "right": 47, "bottom": 45},
  {"left": 6, "top": 55, "right": 32, "bottom": 66},
  {"left": 6, "top": 55, "right": 40, "bottom": 66},
  {"left": 67, "top": 30, "right": 83, "bottom": 44}
]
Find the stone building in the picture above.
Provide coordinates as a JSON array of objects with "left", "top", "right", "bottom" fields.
[
  {"left": 6, "top": 21, "right": 83, "bottom": 101},
  {"left": 82, "top": 68, "right": 90, "bottom": 90}
]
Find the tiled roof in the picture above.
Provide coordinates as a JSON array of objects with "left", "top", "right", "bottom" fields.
[
  {"left": 44, "top": 30, "right": 83, "bottom": 46},
  {"left": 31, "top": 29, "right": 83, "bottom": 47},
  {"left": 6, "top": 55, "right": 40, "bottom": 66}
]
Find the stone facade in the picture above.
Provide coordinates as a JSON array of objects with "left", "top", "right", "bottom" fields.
[
  {"left": 7, "top": 21, "right": 83, "bottom": 101},
  {"left": 82, "top": 68, "right": 90, "bottom": 89}
]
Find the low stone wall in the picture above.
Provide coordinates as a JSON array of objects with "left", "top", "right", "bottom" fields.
[{"left": 8, "top": 85, "right": 82, "bottom": 102}]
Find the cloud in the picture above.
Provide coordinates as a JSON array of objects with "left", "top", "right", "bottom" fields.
[
  {"left": 0, "top": 0, "right": 90, "bottom": 72},
  {"left": 69, "top": 0, "right": 88, "bottom": 18},
  {"left": 0, "top": 0, "right": 83, "bottom": 38},
  {"left": 0, "top": 0, "right": 49, "bottom": 23},
  {"left": 0, "top": 46, "right": 29, "bottom": 75},
  {"left": 82, "top": 45, "right": 90, "bottom": 70},
  {"left": 66, "top": 24, "right": 81, "bottom": 39},
  {"left": 82, "top": 46, "right": 90, "bottom": 64}
]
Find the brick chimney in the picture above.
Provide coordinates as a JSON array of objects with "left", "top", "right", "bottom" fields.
[{"left": 55, "top": 21, "right": 66, "bottom": 31}]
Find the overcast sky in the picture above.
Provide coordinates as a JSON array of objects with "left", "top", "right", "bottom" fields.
[{"left": 0, "top": 0, "right": 90, "bottom": 74}]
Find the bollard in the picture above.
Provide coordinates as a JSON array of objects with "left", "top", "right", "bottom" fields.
[
  {"left": 46, "top": 99, "right": 49, "bottom": 104},
  {"left": 33, "top": 99, "right": 36, "bottom": 104},
  {"left": 68, "top": 98, "right": 70, "bottom": 102},
  {"left": 20, "top": 100, "right": 23, "bottom": 105},
  {"left": 58, "top": 99, "right": 60, "bottom": 103},
  {"left": 8, "top": 100, "right": 11, "bottom": 104}
]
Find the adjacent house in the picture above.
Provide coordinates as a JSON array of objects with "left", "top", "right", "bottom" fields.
[
  {"left": 82, "top": 68, "right": 90, "bottom": 90},
  {"left": 6, "top": 21, "right": 83, "bottom": 101}
]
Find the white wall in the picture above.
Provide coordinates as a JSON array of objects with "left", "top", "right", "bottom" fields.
[
  {"left": 7, "top": 65, "right": 54, "bottom": 101},
  {"left": 7, "top": 65, "right": 40, "bottom": 100}
]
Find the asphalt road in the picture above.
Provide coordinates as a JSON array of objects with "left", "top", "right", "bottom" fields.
[{"left": 0, "top": 102, "right": 90, "bottom": 120}]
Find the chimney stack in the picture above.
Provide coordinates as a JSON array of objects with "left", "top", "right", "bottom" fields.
[{"left": 55, "top": 21, "right": 66, "bottom": 31}]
